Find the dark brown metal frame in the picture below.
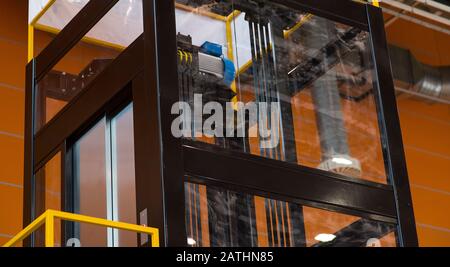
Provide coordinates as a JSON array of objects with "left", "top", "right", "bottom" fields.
[{"left": 23, "top": 0, "right": 418, "bottom": 247}]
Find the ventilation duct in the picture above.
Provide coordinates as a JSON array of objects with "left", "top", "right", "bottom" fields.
[
  {"left": 304, "top": 18, "right": 362, "bottom": 177},
  {"left": 389, "top": 45, "right": 450, "bottom": 101}
]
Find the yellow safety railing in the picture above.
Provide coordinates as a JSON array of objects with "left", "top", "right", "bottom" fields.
[{"left": 2, "top": 210, "right": 159, "bottom": 248}]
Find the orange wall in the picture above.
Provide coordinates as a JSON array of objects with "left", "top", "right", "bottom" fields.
[
  {"left": 397, "top": 97, "right": 450, "bottom": 247},
  {"left": 0, "top": 0, "right": 27, "bottom": 245},
  {"left": 385, "top": 19, "right": 450, "bottom": 247}
]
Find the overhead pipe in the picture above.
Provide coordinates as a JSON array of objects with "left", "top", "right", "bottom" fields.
[
  {"left": 382, "top": 0, "right": 450, "bottom": 27},
  {"left": 389, "top": 45, "right": 450, "bottom": 101}
]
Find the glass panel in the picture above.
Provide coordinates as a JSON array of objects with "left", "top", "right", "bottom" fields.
[
  {"left": 173, "top": 0, "right": 388, "bottom": 184},
  {"left": 31, "top": 224, "right": 46, "bottom": 248},
  {"left": 35, "top": 0, "right": 91, "bottom": 31},
  {"left": 111, "top": 104, "right": 137, "bottom": 247},
  {"left": 69, "top": 104, "right": 136, "bottom": 247},
  {"left": 185, "top": 182, "right": 397, "bottom": 247},
  {"left": 35, "top": 0, "right": 143, "bottom": 131},
  {"left": 73, "top": 118, "right": 108, "bottom": 247},
  {"left": 34, "top": 152, "right": 62, "bottom": 247},
  {"left": 63, "top": 222, "right": 138, "bottom": 248},
  {"left": 33, "top": 0, "right": 91, "bottom": 57}
]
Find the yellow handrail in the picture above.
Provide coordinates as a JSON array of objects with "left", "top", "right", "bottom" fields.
[{"left": 3, "top": 210, "right": 159, "bottom": 248}]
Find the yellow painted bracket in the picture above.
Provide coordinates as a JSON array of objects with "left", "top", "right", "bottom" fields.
[
  {"left": 3, "top": 209, "right": 160, "bottom": 248},
  {"left": 28, "top": 0, "right": 57, "bottom": 62},
  {"left": 283, "top": 14, "right": 314, "bottom": 39}
]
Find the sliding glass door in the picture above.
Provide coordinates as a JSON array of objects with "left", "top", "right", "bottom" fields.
[{"left": 69, "top": 103, "right": 137, "bottom": 247}]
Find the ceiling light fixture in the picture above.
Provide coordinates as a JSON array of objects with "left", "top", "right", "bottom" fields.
[
  {"left": 331, "top": 157, "right": 353, "bottom": 165},
  {"left": 187, "top": 237, "right": 197, "bottom": 246},
  {"left": 314, "top": 233, "right": 336, "bottom": 243}
]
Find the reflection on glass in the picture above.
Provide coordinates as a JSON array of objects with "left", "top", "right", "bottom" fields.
[
  {"left": 34, "top": 152, "right": 62, "bottom": 247},
  {"left": 33, "top": 0, "right": 91, "bottom": 57},
  {"left": 70, "top": 104, "right": 137, "bottom": 247},
  {"left": 174, "top": 0, "right": 388, "bottom": 184},
  {"left": 35, "top": 0, "right": 143, "bottom": 131},
  {"left": 111, "top": 104, "right": 137, "bottom": 247},
  {"left": 64, "top": 221, "right": 140, "bottom": 248},
  {"left": 73, "top": 118, "right": 108, "bottom": 247},
  {"left": 185, "top": 182, "right": 397, "bottom": 247}
]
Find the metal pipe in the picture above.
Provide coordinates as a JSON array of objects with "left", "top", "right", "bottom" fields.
[
  {"left": 395, "top": 86, "right": 450, "bottom": 104},
  {"left": 305, "top": 18, "right": 350, "bottom": 161},
  {"left": 381, "top": 6, "right": 450, "bottom": 35},
  {"left": 382, "top": 0, "right": 450, "bottom": 27},
  {"left": 412, "top": 0, "right": 450, "bottom": 14},
  {"left": 389, "top": 45, "right": 450, "bottom": 101}
]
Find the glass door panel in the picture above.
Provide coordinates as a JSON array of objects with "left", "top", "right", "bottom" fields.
[
  {"left": 33, "top": 152, "right": 62, "bottom": 247},
  {"left": 35, "top": 0, "right": 144, "bottom": 131},
  {"left": 70, "top": 104, "right": 137, "bottom": 247},
  {"left": 73, "top": 118, "right": 108, "bottom": 246},
  {"left": 111, "top": 104, "right": 137, "bottom": 247}
]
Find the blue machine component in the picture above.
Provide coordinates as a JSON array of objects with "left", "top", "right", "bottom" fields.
[
  {"left": 200, "top": 41, "right": 236, "bottom": 87},
  {"left": 223, "top": 58, "right": 236, "bottom": 87},
  {"left": 201, "top": 41, "right": 223, "bottom": 57}
]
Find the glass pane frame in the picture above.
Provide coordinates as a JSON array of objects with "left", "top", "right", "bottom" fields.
[
  {"left": 154, "top": 0, "right": 417, "bottom": 246},
  {"left": 173, "top": 0, "right": 389, "bottom": 185},
  {"left": 24, "top": 0, "right": 152, "bottom": 247},
  {"left": 184, "top": 181, "right": 398, "bottom": 247},
  {"left": 28, "top": 99, "right": 138, "bottom": 247},
  {"left": 32, "top": 0, "right": 144, "bottom": 134},
  {"left": 23, "top": 0, "right": 418, "bottom": 247},
  {"left": 32, "top": 150, "right": 63, "bottom": 247},
  {"left": 64, "top": 102, "right": 137, "bottom": 247}
]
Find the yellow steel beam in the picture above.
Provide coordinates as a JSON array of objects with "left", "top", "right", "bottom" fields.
[
  {"left": 226, "top": 11, "right": 241, "bottom": 63},
  {"left": 28, "top": 24, "right": 34, "bottom": 62},
  {"left": 283, "top": 14, "right": 314, "bottom": 39},
  {"left": 238, "top": 59, "right": 254, "bottom": 76},
  {"left": 30, "top": 1, "right": 227, "bottom": 59},
  {"left": 175, "top": 2, "right": 227, "bottom": 21},
  {"left": 28, "top": 0, "right": 380, "bottom": 63},
  {"left": 237, "top": 14, "right": 312, "bottom": 76},
  {"left": 28, "top": 0, "right": 57, "bottom": 62},
  {"left": 226, "top": 10, "right": 241, "bottom": 98},
  {"left": 45, "top": 211, "right": 55, "bottom": 247},
  {"left": 34, "top": 23, "right": 126, "bottom": 51},
  {"left": 30, "top": 0, "right": 57, "bottom": 26},
  {"left": 237, "top": 0, "right": 380, "bottom": 75},
  {"left": 353, "top": 0, "right": 380, "bottom": 7}
]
